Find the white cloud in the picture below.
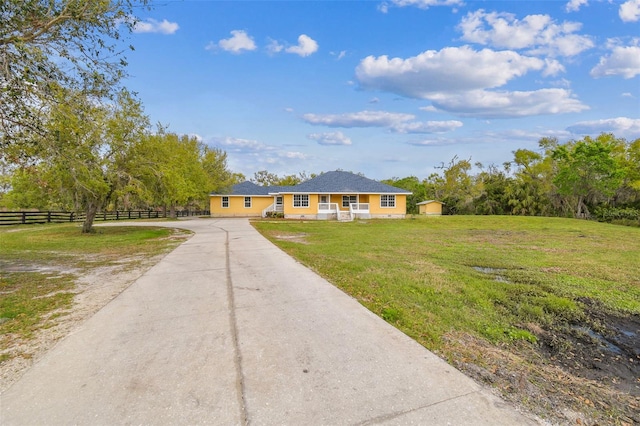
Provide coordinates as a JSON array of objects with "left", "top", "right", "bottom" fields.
[
  {"left": 355, "top": 45, "right": 589, "bottom": 118},
  {"left": 331, "top": 50, "right": 347, "bottom": 60},
  {"left": 216, "top": 30, "right": 257, "bottom": 54},
  {"left": 282, "top": 151, "right": 308, "bottom": 160},
  {"left": 133, "top": 18, "right": 179, "bottom": 34},
  {"left": 566, "top": 0, "right": 588, "bottom": 12},
  {"left": 620, "top": 0, "right": 640, "bottom": 22},
  {"left": 567, "top": 117, "right": 640, "bottom": 137},
  {"left": 590, "top": 44, "right": 640, "bottom": 79},
  {"left": 303, "top": 110, "right": 415, "bottom": 127},
  {"left": 285, "top": 34, "right": 319, "bottom": 57},
  {"left": 356, "top": 46, "right": 546, "bottom": 98},
  {"left": 407, "top": 138, "right": 459, "bottom": 146},
  {"left": 267, "top": 39, "right": 284, "bottom": 54},
  {"left": 391, "top": 120, "right": 463, "bottom": 133},
  {"left": 212, "top": 137, "right": 273, "bottom": 153},
  {"left": 427, "top": 88, "right": 589, "bottom": 118},
  {"left": 380, "top": 0, "right": 464, "bottom": 13},
  {"left": 307, "top": 132, "right": 353, "bottom": 146},
  {"left": 458, "top": 10, "right": 593, "bottom": 57},
  {"left": 621, "top": 92, "right": 635, "bottom": 98}
]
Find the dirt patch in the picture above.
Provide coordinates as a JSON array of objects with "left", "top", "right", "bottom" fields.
[
  {"left": 0, "top": 254, "right": 167, "bottom": 392},
  {"left": 536, "top": 299, "right": 639, "bottom": 397},
  {"left": 445, "top": 299, "right": 640, "bottom": 425},
  {"left": 273, "top": 233, "right": 309, "bottom": 244}
]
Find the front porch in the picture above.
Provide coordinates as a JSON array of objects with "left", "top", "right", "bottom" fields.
[{"left": 317, "top": 202, "right": 370, "bottom": 221}]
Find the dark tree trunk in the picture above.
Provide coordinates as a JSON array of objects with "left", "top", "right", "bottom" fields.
[
  {"left": 169, "top": 203, "right": 176, "bottom": 219},
  {"left": 82, "top": 200, "right": 99, "bottom": 233}
]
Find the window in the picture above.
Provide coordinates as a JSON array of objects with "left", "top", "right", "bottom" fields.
[
  {"left": 380, "top": 194, "right": 396, "bottom": 208},
  {"left": 244, "top": 197, "right": 251, "bottom": 208},
  {"left": 342, "top": 195, "right": 357, "bottom": 207},
  {"left": 320, "top": 195, "right": 328, "bottom": 203},
  {"left": 222, "top": 196, "right": 229, "bottom": 208},
  {"left": 293, "top": 194, "right": 309, "bottom": 207}
]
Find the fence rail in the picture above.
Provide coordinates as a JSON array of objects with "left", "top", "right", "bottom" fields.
[{"left": 0, "top": 210, "right": 210, "bottom": 226}]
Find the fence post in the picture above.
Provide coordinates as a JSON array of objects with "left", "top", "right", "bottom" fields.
[
  {"left": 116, "top": 211, "right": 119, "bottom": 220},
  {"left": 70, "top": 212, "right": 74, "bottom": 222},
  {"left": 22, "top": 212, "right": 26, "bottom": 224},
  {"left": 48, "top": 211, "right": 52, "bottom": 223}
]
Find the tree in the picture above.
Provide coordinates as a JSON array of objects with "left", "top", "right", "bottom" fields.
[
  {"left": 37, "top": 88, "right": 149, "bottom": 232},
  {"left": 251, "top": 170, "right": 280, "bottom": 186},
  {"left": 0, "top": 0, "right": 149, "bottom": 155},
  {"left": 473, "top": 163, "right": 511, "bottom": 215},
  {"left": 505, "top": 148, "right": 555, "bottom": 216},
  {"left": 551, "top": 134, "right": 625, "bottom": 218},
  {"left": 135, "top": 132, "right": 236, "bottom": 217},
  {"left": 381, "top": 176, "right": 426, "bottom": 214},
  {"left": 250, "top": 170, "right": 312, "bottom": 186},
  {"left": 201, "top": 147, "right": 236, "bottom": 195},
  {"left": 435, "top": 156, "right": 477, "bottom": 214}
]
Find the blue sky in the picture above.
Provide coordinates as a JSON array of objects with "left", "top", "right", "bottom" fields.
[{"left": 124, "top": 0, "right": 640, "bottom": 180}]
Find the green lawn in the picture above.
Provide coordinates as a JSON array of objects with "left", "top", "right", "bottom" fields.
[
  {"left": 253, "top": 216, "right": 640, "bottom": 423},
  {"left": 254, "top": 216, "right": 639, "bottom": 345}
]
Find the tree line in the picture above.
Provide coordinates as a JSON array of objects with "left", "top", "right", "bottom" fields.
[
  {"left": 0, "top": 87, "right": 237, "bottom": 232},
  {"left": 382, "top": 134, "right": 640, "bottom": 224},
  {"left": 0, "top": 1, "right": 239, "bottom": 232}
]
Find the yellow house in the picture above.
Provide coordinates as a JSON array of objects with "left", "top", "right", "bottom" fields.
[
  {"left": 417, "top": 200, "right": 444, "bottom": 216},
  {"left": 210, "top": 171, "right": 411, "bottom": 220}
]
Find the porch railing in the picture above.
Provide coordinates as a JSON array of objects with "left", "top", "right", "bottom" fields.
[
  {"left": 318, "top": 203, "right": 340, "bottom": 213},
  {"left": 349, "top": 203, "right": 370, "bottom": 212}
]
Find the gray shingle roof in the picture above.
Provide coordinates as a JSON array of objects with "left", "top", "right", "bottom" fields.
[
  {"left": 213, "top": 171, "right": 411, "bottom": 196},
  {"left": 283, "top": 171, "right": 411, "bottom": 194}
]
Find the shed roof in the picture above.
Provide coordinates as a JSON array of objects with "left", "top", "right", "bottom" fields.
[{"left": 417, "top": 200, "right": 444, "bottom": 205}]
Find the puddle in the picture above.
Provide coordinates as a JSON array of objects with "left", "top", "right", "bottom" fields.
[
  {"left": 473, "top": 266, "right": 510, "bottom": 283},
  {"left": 572, "top": 326, "right": 623, "bottom": 354}
]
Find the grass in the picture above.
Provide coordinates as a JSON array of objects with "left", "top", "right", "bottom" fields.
[
  {"left": 0, "top": 223, "right": 190, "bottom": 352},
  {"left": 254, "top": 216, "right": 639, "bottom": 346},
  {"left": 252, "top": 215, "right": 640, "bottom": 423}
]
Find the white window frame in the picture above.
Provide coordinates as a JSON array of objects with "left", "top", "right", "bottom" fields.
[
  {"left": 244, "top": 197, "right": 251, "bottom": 208},
  {"left": 293, "top": 194, "right": 309, "bottom": 208},
  {"left": 380, "top": 194, "right": 396, "bottom": 208},
  {"left": 222, "top": 196, "right": 229, "bottom": 208},
  {"left": 342, "top": 195, "right": 357, "bottom": 208}
]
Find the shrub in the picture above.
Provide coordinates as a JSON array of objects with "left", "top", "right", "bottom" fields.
[{"left": 593, "top": 206, "right": 640, "bottom": 226}]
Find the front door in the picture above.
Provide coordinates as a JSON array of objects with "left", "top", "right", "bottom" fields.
[{"left": 276, "top": 196, "right": 283, "bottom": 212}]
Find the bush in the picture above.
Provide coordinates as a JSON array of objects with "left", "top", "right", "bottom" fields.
[
  {"left": 265, "top": 211, "right": 284, "bottom": 219},
  {"left": 593, "top": 206, "right": 640, "bottom": 226}
]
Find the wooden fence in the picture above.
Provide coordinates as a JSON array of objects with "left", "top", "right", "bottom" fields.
[{"left": 0, "top": 210, "right": 210, "bottom": 226}]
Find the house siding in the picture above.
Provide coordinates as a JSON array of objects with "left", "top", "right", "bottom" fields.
[
  {"left": 282, "top": 193, "right": 317, "bottom": 217},
  {"left": 369, "top": 194, "right": 407, "bottom": 218},
  {"left": 210, "top": 196, "right": 273, "bottom": 217}
]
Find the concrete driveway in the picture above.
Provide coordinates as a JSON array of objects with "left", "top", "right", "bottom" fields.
[{"left": 1, "top": 218, "right": 538, "bottom": 425}]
